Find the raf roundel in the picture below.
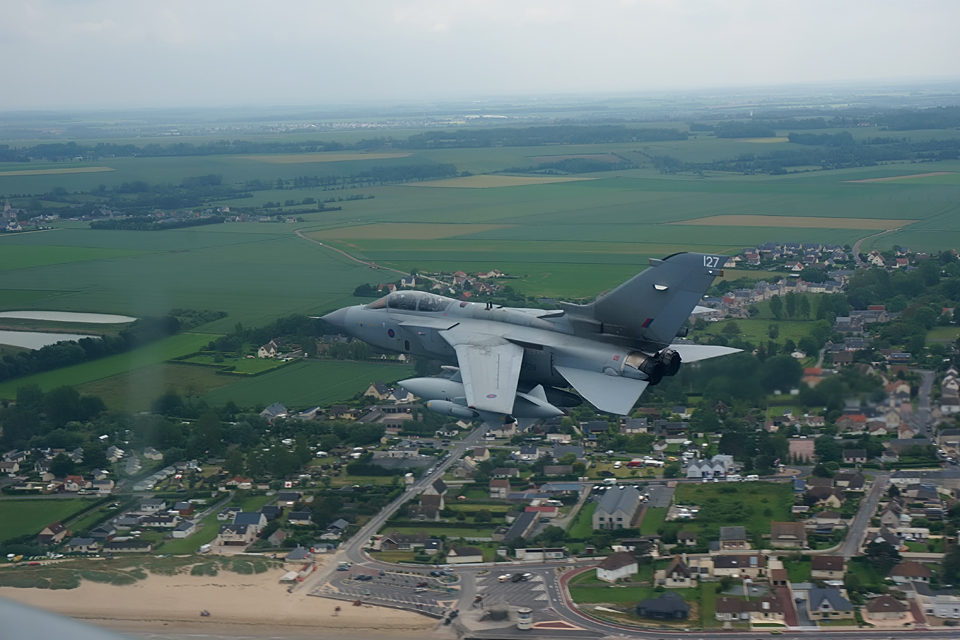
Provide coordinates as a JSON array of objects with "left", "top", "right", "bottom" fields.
[
  {"left": 387, "top": 329, "right": 395, "bottom": 338},
  {"left": 486, "top": 394, "right": 497, "bottom": 398}
]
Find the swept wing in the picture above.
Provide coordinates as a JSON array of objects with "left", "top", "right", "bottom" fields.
[{"left": 440, "top": 329, "right": 523, "bottom": 415}]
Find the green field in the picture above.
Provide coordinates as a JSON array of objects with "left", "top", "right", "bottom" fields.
[
  {"left": 76, "top": 362, "right": 236, "bottom": 412},
  {"left": 639, "top": 507, "right": 667, "bottom": 535},
  {"left": 673, "top": 481, "right": 794, "bottom": 536},
  {"left": 0, "top": 499, "right": 94, "bottom": 542},
  {"left": 567, "top": 502, "right": 597, "bottom": 538},
  {"left": 0, "top": 333, "right": 218, "bottom": 400}
]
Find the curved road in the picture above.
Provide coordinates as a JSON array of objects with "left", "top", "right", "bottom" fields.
[{"left": 852, "top": 228, "right": 900, "bottom": 268}]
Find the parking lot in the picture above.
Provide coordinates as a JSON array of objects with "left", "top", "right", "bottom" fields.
[
  {"left": 313, "top": 568, "right": 459, "bottom": 618},
  {"left": 475, "top": 570, "right": 550, "bottom": 609}
]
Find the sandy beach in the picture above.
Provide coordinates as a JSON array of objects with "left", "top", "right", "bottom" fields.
[{"left": 0, "top": 565, "right": 437, "bottom": 638}]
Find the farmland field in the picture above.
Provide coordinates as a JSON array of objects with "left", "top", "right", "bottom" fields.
[
  {"left": 240, "top": 152, "right": 412, "bottom": 163},
  {"left": 0, "top": 499, "right": 93, "bottom": 542},
  {"left": 202, "top": 359, "right": 415, "bottom": 409},
  {"left": 310, "top": 222, "right": 513, "bottom": 241},
  {"left": 672, "top": 215, "right": 916, "bottom": 230},
  {"left": 0, "top": 166, "right": 113, "bottom": 177},
  {"left": 0, "top": 333, "right": 217, "bottom": 400},
  {"left": 407, "top": 175, "right": 592, "bottom": 188},
  {"left": 76, "top": 362, "right": 236, "bottom": 411}
]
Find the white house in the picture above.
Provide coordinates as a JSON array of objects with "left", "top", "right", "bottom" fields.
[{"left": 596, "top": 551, "right": 637, "bottom": 582}]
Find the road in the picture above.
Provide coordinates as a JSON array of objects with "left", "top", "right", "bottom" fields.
[
  {"left": 836, "top": 471, "right": 891, "bottom": 560},
  {"left": 298, "top": 426, "right": 488, "bottom": 593},
  {"left": 852, "top": 228, "right": 900, "bottom": 268}
]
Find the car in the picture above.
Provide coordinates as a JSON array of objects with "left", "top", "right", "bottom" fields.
[
  {"left": 430, "top": 570, "right": 443, "bottom": 577},
  {"left": 522, "top": 572, "right": 533, "bottom": 581},
  {"left": 511, "top": 573, "right": 524, "bottom": 582},
  {"left": 414, "top": 587, "right": 427, "bottom": 593},
  {"left": 498, "top": 574, "right": 511, "bottom": 582},
  {"left": 337, "top": 564, "right": 350, "bottom": 571},
  {"left": 539, "top": 517, "right": 551, "bottom": 523},
  {"left": 416, "top": 581, "right": 428, "bottom": 587}
]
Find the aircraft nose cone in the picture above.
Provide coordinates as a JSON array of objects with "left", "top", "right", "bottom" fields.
[{"left": 322, "top": 307, "right": 349, "bottom": 331}]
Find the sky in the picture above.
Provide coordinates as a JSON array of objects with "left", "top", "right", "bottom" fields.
[{"left": 1, "top": 0, "right": 959, "bottom": 110}]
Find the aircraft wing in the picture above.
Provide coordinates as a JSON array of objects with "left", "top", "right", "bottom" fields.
[
  {"left": 554, "top": 365, "right": 648, "bottom": 415},
  {"left": 670, "top": 344, "right": 741, "bottom": 362},
  {"left": 440, "top": 330, "right": 523, "bottom": 415}
]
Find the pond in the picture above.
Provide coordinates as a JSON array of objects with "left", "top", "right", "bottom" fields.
[
  {"left": 0, "top": 330, "right": 98, "bottom": 350},
  {"left": 0, "top": 311, "right": 136, "bottom": 324}
]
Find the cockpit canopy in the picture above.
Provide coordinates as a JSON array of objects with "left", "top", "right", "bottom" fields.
[{"left": 366, "top": 290, "right": 451, "bottom": 312}]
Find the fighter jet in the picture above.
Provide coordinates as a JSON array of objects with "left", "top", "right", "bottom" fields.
[{"left": 322, "top": 252, "right": 738, "bottom": 425}]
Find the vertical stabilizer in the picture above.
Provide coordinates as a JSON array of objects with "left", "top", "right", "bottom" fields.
[{"left": 591, "top": 252, "right": 724, "bottom": 349}]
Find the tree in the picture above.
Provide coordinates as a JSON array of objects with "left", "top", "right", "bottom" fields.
[
  {"left": 943, "top": 545, "right": 960, "bottom": 585},
  {"left": 722, "top": 321, "right": 741, "bottom": 336},
  {"left": 196, "top": 411, "right": 223, "bottom": 453},
  {"left": 798, "top": 296, "right": 811, "bottom": 319},
  {"left": 785, "top": 291, "right": 797, "bottom": 318},
  {"left": 865, "top": 541, "right": 901, "bottom": 575},
  {"left": 887, "top": 484, "right": 900, "bottom": 498},
  {"left": 768, "top": 324, "right": 779, "bottom": 339},
  {"left": 769, "top": 295, "right": 783, "bottom": 320},
  {"left": 474, "top": 509, "right": 492, "bottom": 524},
  {"left": 664, "top": 462, "right": 681, "bottom": 478},
  {"left": 50, "top": 453, "right": 76, "bottom": 478},
  {"left": 225, "top": 448, "right": 245, "bottom": 476}
]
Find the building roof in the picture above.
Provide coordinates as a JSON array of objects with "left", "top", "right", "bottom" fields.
[
  {"left": 770, "top": 568, "right": 789, "bottom": 582},
  {"left": 234, "top": 512, "right": 265, "bottom": 526},
  {"left": 714, "top": 555, "right": 765, "bottom": 569},
  {"left": 598, "top": 551, "right": 638, "bottom": 572},
  {"left": 891, "top": 561, "right": 933, "bottom": 578},
  {"left": 716, "top": 595, "right": 783, "bottom": 615},
  {"left": 677, "top": 529, "right": 697, "bottom": 541},
  {"left": 811, "top": 556, "right": 845, "bottom": 571},
  {"left": 865, "top": 594, "right": 908, "bottom": 614},
  {"left": 719, "top": 526, "right": 746, "bottom": 541},
  {"left": 596, "top": 486, "right": 641, "bottom": 517},
  {"left": 451, "top": 546, "right": 482, "bottom": 557},
  {"left": 770, "top": 521, "right": 806, "bottom": 542},
  {"left": 808, "top": 588, "right": 853, "bottom": 612},
  {"left": 665, "top": 555, "right": 692, "bottom": 579}
]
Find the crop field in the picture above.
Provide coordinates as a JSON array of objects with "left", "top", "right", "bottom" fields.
[
  {"left": 844, "top": 171, "right": 956, "bottom": 183},
  {"left": 0, "top": 333, "right": 217, "bottom": 400},
  {"left": 407, "top": 175, "right": 592, "bottom": 188},
  {"left": 76, "top": 362, "right": 236, "bottom": 411},
  {"left": 530, "top": 153, "right": 623, "bottom": 163},
  {"left": 202, "top": 359, "right": 415, "bottom": 409},
  {"left": 673, "top": 481, "right": 793, "bottom": 535},
  {"left": 0, "top": 499, "right": 92, "bottom": 542},
  {"left": 0, "top": 244, "right": 145, "bottom": 273},
  {"left": 0, "top": 166, "right": 113, "bottom": 177},
  {"left": 239, "top": 152, "right": 412, "bottom": 163},
  {"left": 310, "top": 222, "right": 512, "bottom": 241},
  {"left": 672, "top": 215, "right": 916, "bottom": 230}
]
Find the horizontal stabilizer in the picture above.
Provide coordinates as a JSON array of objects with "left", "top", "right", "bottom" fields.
[
  {"left": 671, "top": 344, "right": 741, "bottom": 363},
  {"left": 554, "top": 365, "right": 648, "bottom": 415}
]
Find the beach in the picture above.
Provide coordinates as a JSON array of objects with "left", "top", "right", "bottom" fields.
[{"left": 0, "top": 565, "right": 438, "bottom": 639}]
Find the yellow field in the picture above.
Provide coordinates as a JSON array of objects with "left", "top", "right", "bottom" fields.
[
  {"left": 406, "top": 175, "right": 592, "bottom": 188},
  {"left": 743, "top": 137, "right": 790, "bottom": 143},
  {"left": 308, "top": 223, "right": 513, "bottom": 241},
  {"left": 0, "top": 166, "right": 113, "bottom": 177},
  {"left": 239, "top": 152, "right": 411, "bottom": 164},
  {"left": 844, "top": 172, "right": 956, "bottom": 183},
  {"left": 672, "top": 215, "right": 915, "bottom": 230}
]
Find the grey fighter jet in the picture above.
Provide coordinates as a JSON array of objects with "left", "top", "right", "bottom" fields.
[{"left": 322, "top": 252, "right": 738, "bottom": 425}]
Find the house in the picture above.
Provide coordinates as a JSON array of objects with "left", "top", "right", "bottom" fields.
[
  {"left": 713, "top": 554, "right": 766, "bottom": 578},
  {"left": 218, "top": 506, "right": 242, "bottom": 521},
  {"left": 596, "top": 551, "right": 638, "bottom": 582},
  {"left": 806, "top": 588, "right": 855, "bottom": 621},
  {"left": 515, "top": 547, "right": 565, "bottom": 561},
  {"left": 225, "top": 476, "right": 254, "bottom": 490},
  {"left": 89, "top": 524, "right": 116, "bottom": 541},
  {"left": 267, "top": 529, "right": 288, "bottom": 547},
  {"left": 172, "top": 521, "right": 197, "bottom": 539},
  {"left": 38, "top": 521, "right": 67, "bottom": 545},
  {"left": 543, "top": 465, "right": 573, "bottom": 477},
  {"left": 807, "top": 486, "right": 845, "bottom": 508},
  {"left": 287, "top": 509, "right": 313, "bottom": 526},
  {"left": 472, "top": 447, "right": 491, "bottom": 461},
  {"left": 144, "top": 446, "right": 163, "bottom": 461},
  {"left": 834, "top": 471, "right": 865, "bottom": 490},
  {"left": 500, "top": 511, "right": 538, "bottom": 541},
  {"left": 660, "top": 556, "right": 695, "bottom": 588},
  {"left": 258, "top": 339, "right": 282, "bottom": 358},
  {"left": 491, "top": 467, "right": 520, "bottom": 478},
  {"left": 260, "top": 505, "right": 282, "bottom": 521},
  {"left": 715, "top": 595, "right": 784, "bottom": 623},
  {"left": 770, "top": 521, "right": 807, "bottom": 548},
  {"left": 141, "top": 514, "right": 179, "bottom": 528},
  {"left": 423, "top": 539, "right": 442, "bottom": 556},
  {"left": 103, "top": 540, "right": 153, "bottom": 553},
  {"left": 890, "top": 561, "right": 932, "bottom": 584},
  {"left": 812, "top": 511, "right": 843, "bottom": 526},
  {"left": 380, "top": 530, "right": 428, "bottom": 551},
  {"left": 769, "top": 568, "right": 789, "bottom": 587},
  {"left": 277, "top": 491, "right": 301, "bottom": 508},
  {"left": 139, "top": 499, "right": 167, "bottom": 513},
  {"left": 259, "top": 402, "right": 287, "bottom": 421},
  {"left": 489, "top": 478, "right": 510, "bottom": 499},
  {"left": 0, "top": 461, "right": 20, "bottom": 474},
  {"left": 364, "top": 381, "right": 391, "bottom": 400},
  {"left": 843, "top": 449, "right": 867, "bottom": 465},
  {"left": 173, "top": 501, "right": 194, "bottom": 516},
  {"left": 285, "top": 546, "right": 312, "bottom": 561},
  {"left": 66, "top": 537, "right": 99, "bottom": 554},
  {"left": 636, "top": 592, "right": 689, "bottom": 620},
  {"left": 512, "top": 445, "right": 541, "bottom": 462},
  {"left": 592, "top": 486, "right": 641, "bottom": 530},
  {"left": 719, "top": 526, "right": 749, "bottom": 550},
  {"left": 864, "top": 595, "right": 908, "bottom": 620},
  {"left": 447, "top": 546, "right": 484, "bottom": 564},
  {"left": 218, "top": 523, "right": 256, "bottom": 546},
  {"left": 811, "top": 556, "right": 845, "bottom": 580},
  {"left": 677, "top": 530, "right": 698, "bottom": 546}
]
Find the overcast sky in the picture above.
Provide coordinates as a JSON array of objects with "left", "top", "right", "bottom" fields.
[{"left": 2, "top": 0, "right": 959, "bottom": 110}]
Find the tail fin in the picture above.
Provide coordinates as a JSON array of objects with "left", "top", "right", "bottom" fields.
[{"left": 580, "top": 252, "right": 725, "bottom": 349}]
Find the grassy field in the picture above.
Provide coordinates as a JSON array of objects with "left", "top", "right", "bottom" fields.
[
  {"left": 567, "top": 502, "right": 597, "bottom": 538},
  {"left": 0, "top": 333, "right": 217, "bottom": 400},
  {"left": 639, "top": 507, "right": 667, "bottom": 535},
  {"left": 673, "top": 481, "right": 794, "bottom": 535},
  {"left": 0, "top": 499, "right": 94, "bottom": 542},
  {"left": 158, "top": 494, "right": 272, "bottom": 554},
  {"left": 76, "top": 362, "right": 236, "bottom": 412},
  {"left": 202, "top": 359, "right": 414, "bottom": 409}
]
